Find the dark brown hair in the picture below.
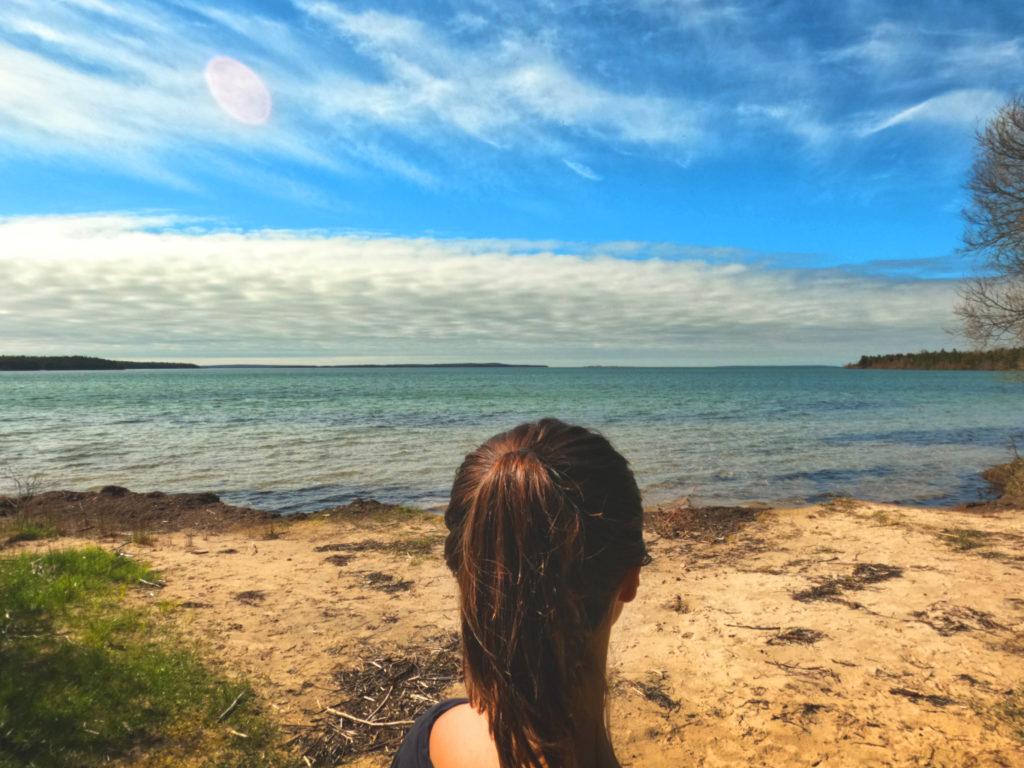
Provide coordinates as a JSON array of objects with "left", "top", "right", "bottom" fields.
[{"left": 444, "top": 418, "right": 648, "bottom": 768}]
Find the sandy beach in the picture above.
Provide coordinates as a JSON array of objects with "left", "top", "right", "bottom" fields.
[
  {"left": 6, "top": 2, "right": 1024, "bottom": 765},
  {"left": 5, "top": 487, "right": 1022, "bottom": 767}
]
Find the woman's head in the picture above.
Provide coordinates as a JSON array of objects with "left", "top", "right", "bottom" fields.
[{"left": 444, "top": 418, "right": 648, "bottom": 768}]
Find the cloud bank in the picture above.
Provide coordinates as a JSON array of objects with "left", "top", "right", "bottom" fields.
[{"left": 0, "top": 214, "right": 958, "bottom": 365}]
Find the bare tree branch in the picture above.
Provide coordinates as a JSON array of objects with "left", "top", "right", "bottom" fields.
[{"left": 958, "top": 96, "right": 1024, "bottom": 345}]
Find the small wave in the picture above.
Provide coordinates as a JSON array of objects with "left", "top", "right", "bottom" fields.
[
  {"left": 773, "top": 466, "right": 896, "bottom": 483},
  {"left": 822, "top": 427, "right": 1012, "bottom": 448},
  {"left": 220, "top": 480, "right": 451, "bottom": 514}
]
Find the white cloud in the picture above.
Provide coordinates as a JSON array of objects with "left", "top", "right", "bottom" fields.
[
  {"left": 863, "top": 89, "right": 1006, "bottom": 135},
  {"left": 563, "top": 160, "right": 602, "bottom": 180},
  {"left": 628, "top": 0, "right": 746, "bottom": 29},
  {"left": 0, "top": 0, "right": 1020, "bottom": 194},
  {"left": 736, "top": 103, "right": 833, "bottom": 145},
  {"left": 298, "top": 3, "right": 703, "bottom": 150},
  {"left": 832, "top": 22, "right": 1024, "bottom": 83},
  {"left": 942, "top": 37, "right": 1024, "bottom": 77},
  {"left": 0, "top": 214, "right": 958, "bottom": 365},
  {"left": 0, "top": 1, "right": 332, "bottom": 184},
  {"left": 0, "top": 0, "right": 708, "bottom": 190}
]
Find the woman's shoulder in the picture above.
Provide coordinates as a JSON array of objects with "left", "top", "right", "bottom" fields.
[
  {"left": 389, "top": 698, "right": 470, "bottom": 768},
  {"left": 427, "top": 699, "right": 500, "bottom": 768}
]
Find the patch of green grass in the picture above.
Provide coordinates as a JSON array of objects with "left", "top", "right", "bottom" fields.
[
  {"left": 155, "top": 599, "right": 180, "bottom": 614},
  {"left": 939, "top": 527, "right": 991, "bottom": 551},
  {"left": 0, "top": 547, "right": 292, "bottom": 768},
  {"left": 3, "top": 518, "right": 59, "bottom": 545}
]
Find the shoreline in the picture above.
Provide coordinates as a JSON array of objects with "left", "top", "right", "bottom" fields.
[
  {"left": 3, "top": 487, "right": 1022, "bottom": 765},
  {"left": 6, "top": 481, "right": 1006, "bottom": 520}
]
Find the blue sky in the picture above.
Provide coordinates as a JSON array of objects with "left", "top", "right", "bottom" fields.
[{"left": 0, "top": 0, "right": 1021, "bottom": 364}]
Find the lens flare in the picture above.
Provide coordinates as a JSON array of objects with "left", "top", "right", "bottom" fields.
[{"left": 204, "top": 56, "right": 272, "bottom": 126}]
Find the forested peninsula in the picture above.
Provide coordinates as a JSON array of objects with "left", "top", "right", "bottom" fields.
[
  {"left": 0, "top": 356, "right": 198, "bottom": 371},
  {"left": 847, "top": 348, "right": 1024, "bottom": 370}
]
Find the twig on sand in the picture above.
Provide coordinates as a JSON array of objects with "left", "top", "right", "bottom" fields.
[
  {"left": 218, "top": 691, "right": 247, "bottom": 722},
  {"left": 367, "top": 684, "right": 395, "bottom": 720},
  {"left": 138, "top": 577, "right": 165, "bottom": 588},
  {"left": 766, "top": 660, "right": 841, "bottom": 682},
  {"left": 725, "top": 623, "right": 782, "bottom": 631},
  {"left": 325, "top": 707, "right": 415, "bottom": 728}
]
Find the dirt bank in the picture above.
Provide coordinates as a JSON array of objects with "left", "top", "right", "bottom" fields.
[{"left": 0, "top": 485, "right": 273, "bottom": 534}]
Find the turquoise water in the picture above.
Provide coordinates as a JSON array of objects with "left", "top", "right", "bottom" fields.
[{"left": 1, "top": 366, "right": 1021, "bottom": 511}]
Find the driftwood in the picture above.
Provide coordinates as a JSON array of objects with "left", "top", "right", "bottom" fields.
[{"left": 325, "top": 707, "right": 415, "bottom": 728}]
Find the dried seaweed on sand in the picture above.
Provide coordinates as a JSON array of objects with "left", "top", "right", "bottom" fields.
[
  {"left": 364, "top": 571, "right": 414, "bottom": 593},
  {"left": 647, "top": 504, "right": 761, "bottom": 542},
  {"left": 768, "top": 627, "right": 825, "bottom": 645},
  {"left": 792, "top": 563, "right": 903, "bottom": 603},
  {"left": 299, "top": 634, "right": 461, "bottom": 762},
  {"left": 233, "top": 590, "right": 266, "bottom": 605},
  {"left": 910, "top": 602, "right": 1005, "bottom": 636}
]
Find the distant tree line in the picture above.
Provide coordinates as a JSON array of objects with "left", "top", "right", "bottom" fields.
[
  {"left": 847, "top": 348, "right": 1024, "bottom": 371},
  {"left": 0, "top": 356, "right": 197, "bottom": 371}
]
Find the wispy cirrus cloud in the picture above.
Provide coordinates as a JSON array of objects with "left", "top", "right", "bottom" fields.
[
  {"left": 863, "top": 89, "right": 1006, "bottom": 136},
  {"left": 830, "top": 20, "right": 1024, "bottom": 84},
  {"left": 296, "top": 2, "right": 704, "bottom": 152},
  {"left": 0, "top": 0, "right": 333, "bottom": 186},
  {"left": 0, "top": 0, "right": 708, "bottom": 192},
  {"left": 563, "top": 160, "right": 602, "bottom": 181},
  {"left": 0, "top": 0, "right": 1021, "bottom": 196},
  {"left": 0, "top": 213, "right": 958, "bottom": 365}
]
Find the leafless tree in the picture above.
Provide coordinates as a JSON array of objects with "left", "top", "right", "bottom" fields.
[{"left": 956, "top": 96, "right": 1024, "bottom": 346}]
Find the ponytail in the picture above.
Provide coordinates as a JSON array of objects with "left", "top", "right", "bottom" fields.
[{"left": 444, "top": 419, "right": 647, "bottom": 768}]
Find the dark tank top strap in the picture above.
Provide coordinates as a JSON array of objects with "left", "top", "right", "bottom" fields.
[{"left": 390, "top": 697, "right": 470, "bottom": 768}]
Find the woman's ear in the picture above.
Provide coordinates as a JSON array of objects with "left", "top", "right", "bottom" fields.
[{"left": 618, "top": 566, "right": 641, "bottom": 603}]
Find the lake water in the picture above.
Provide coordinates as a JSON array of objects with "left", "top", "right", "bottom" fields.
[{"left": 1, "top": 366, "right": 1021, "bottom": 512}]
